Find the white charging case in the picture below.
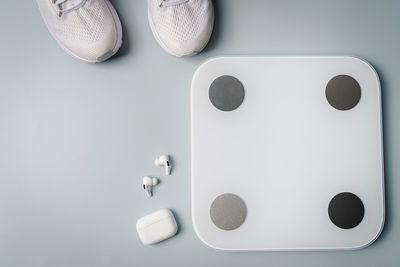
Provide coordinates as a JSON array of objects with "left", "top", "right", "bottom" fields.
[{"left": 136, "top": 209, "right": 178, "bottom": 245}]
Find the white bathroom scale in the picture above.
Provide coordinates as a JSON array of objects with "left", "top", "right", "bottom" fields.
[{"left": 190, "top": 56, "right": 385, "bottom": 251}]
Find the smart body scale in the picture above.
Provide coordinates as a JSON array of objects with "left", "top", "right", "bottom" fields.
[{"left": 190, "top": 56, "right": 384, "bottom": 251}]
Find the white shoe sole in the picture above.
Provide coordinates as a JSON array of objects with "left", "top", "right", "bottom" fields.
[
  {"left": 147, "top": 3, "right": 214, "bottom": 57},
  {"left": 40, "top": 0, "right": 123, "bottom": 63}
]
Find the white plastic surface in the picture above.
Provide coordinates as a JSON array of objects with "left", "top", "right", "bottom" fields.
[
  {"left": 136, "top": 209, "right": 178, "bottom": 245},
  {"left": 190, "top": 56, "right": 385, "bottom": 251}
]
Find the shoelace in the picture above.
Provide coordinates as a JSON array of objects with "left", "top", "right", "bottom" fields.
[
  {"left": 51, "top": 0, "right": 87, "bottom": 17},
  {"left": 158, "top": 0, "right": 189, "bottom": 8}
]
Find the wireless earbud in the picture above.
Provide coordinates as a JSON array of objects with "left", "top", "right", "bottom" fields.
[
  {"left": 155, "top": 154, "right": 171, "bottom": 175},
  {"left": 142, "top": 176, "right": 159, "bottom": 197}
]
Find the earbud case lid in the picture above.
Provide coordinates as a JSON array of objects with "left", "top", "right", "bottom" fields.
[{"left": 136, "top": 209, "right": 178, "bottom": 245}]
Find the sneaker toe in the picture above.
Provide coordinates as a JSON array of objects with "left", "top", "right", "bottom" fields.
[
  {"left": 149, "top": 0, "right": 214, "bottom": 57},
  {"left": 161, "top": 19, "right": 213, "bottom": 57},
  {"left": 37, "top": 0, "right": 121, "bottom": 63},
  {"left": 67, "top": 26, "right": 118, "bottom": 62}
]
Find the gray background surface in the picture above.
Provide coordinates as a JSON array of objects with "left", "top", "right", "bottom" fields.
[{"left": 0, "top": 0, "right": 399, "bottom": 266}]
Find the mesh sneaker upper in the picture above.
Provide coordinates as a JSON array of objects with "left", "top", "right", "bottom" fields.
[
  {"left": 148, "top": 0, "right": 214, "bottom": 57},
  {"left": 37, "top": 0, "right": 119, "bottom": 61}
]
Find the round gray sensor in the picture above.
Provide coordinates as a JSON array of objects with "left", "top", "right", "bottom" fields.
[
  {"left": 326, "top": 75, "right": 361, "bottom": 110},
  {"left": 209, "top": 75, "right": 245, "bottom": 111},
  {"left": 210, "top": 193, "right": 247, "bottom": 230}
]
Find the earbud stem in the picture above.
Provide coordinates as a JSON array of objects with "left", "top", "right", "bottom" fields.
[
  {"left": 145, "top": 186, "right": 152, "bottom": 197},
  {"left": 165, "top": 163, "right": 171, "bottom": 175}
]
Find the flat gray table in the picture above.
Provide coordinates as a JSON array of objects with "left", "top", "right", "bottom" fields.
[{"left": 0, "top": 1, "right": 399, "bottom": 266}]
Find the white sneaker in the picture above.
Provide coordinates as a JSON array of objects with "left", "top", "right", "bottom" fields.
[
  {"left": 37, "top": 0, "right": 123, "bottom": 63},
  {"left": 147, "top": 0, "right": 214, "bottom": 57}
]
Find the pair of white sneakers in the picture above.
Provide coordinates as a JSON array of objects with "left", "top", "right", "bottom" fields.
[{"left": 36, "top": 0, "right": 214, "bottom": 63}]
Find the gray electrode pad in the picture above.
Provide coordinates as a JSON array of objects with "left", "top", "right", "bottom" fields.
[
  {"left": 209, "top": 75, "right": 245, "bottom": 111},
  {"left": 326, "top": 74, "right": 361, "bottom": 110},
  {"left": 210, "top": 193, "right": 247, "bottom": 231}
]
